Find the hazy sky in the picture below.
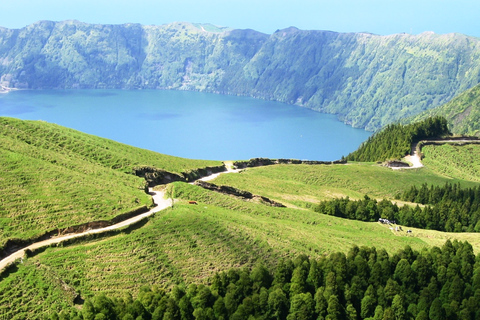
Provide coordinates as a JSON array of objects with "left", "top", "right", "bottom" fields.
[{"left": 1, "top": 0, "right": 479, "bottom": 37}]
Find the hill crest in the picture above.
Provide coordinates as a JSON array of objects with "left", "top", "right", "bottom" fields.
[{"left": 1, "top": 21, "right": 480, "bottom": 130}]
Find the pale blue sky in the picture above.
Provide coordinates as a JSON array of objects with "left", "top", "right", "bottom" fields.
[{"left": 1, "top": 0, "right": 479, "bottom": 37}]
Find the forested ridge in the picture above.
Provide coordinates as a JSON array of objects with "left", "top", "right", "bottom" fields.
[
  {"left": 52, "top": 240, "right": 480, "bottom": 320},
  {"left": 2, "top": 21, "right": 480, "bottom": 130},
  {"left": 346, "top": 117, "right": 450, "bottom": 162}
]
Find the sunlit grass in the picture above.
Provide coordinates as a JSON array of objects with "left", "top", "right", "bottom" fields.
[
  {"left": 0, "top": 117, "right": 222, "bottom": 248},
  {"left": 422, "top": 144, "right": 480, "bottom": 182},
  {"left": 211, "top": 162, "right": 479, "bottom": 208}
]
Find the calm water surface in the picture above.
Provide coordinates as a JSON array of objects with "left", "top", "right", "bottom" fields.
[{"left": 0, "top": 90, "right": 371, "bottom": 160}]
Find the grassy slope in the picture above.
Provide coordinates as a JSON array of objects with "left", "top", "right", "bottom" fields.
[
  {"left": 210, "top": 163, "right": 479, "bottom": 208},
  {"left": 3, "top": 179, "right": 480, "bottom": 318},
  {"left": 0, "top": 117, "right": 221, "bottom": 247},
  {"left": 421, "top": 143, "right": 480, "bottom": 182},
  {"left": 409, "top": 83, "right": 480, "bottom": 136},
  {"left": 4, "top": 120, "right": 480, "bottom": 318}
]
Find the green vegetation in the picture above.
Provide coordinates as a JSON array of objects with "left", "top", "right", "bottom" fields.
[
  {"left": 0, "top": 117, "right": 221, "bottom": 248},
  {"left": 347, "top": 117, "right": 450, "bottom": 162},
  {"left": 316, "top": 184, "right": 480, "bottom": 232},
  {"left": 0, "top": 117, "right": 220, "bottom": 174},
  {"left": 409, "top": 83, "right": 480, "bottom": 136},
  {"left": 4, "top": 114, "right": 480, "bottom": 318},
  {"left": 2, "top": 21, "right": 480, "bottom": 130},
  {"left": 3, "top": 179, "right": 480, "bottom": 319},
  {"left": 421, "top": 144, "right": 480, "bottom": 182},
  {"left": 211, "top": 162, "right": 478, "bottom": 209},
  {"left": 398, "top": 182, "right": 480, "bottom": 231},
  {"left": 0, "top": 262, "right": 76, "bottom": 319},
  {"left": 54, "top": 240, "right": 480, "bottom": 320}
]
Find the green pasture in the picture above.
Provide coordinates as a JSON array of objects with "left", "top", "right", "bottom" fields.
[
  {"left": 4, "top": 181, "right": 480, "bottom": 319},
  {"left": 0, "top": 117, "right": 221, "bottom": 248},
  {"left": 421, "top": 143, "right": 480, "bottom": 182},
  {"left": 0, "top": 117, "right": 221, "bottom": 173},
  {"left": 3, "top": 117, "right": 480, "bottom": 319},
  {"left": 210, "top": 162, "right": 480, "bottom": 208}
]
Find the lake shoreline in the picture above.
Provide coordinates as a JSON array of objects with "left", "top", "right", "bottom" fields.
[{"left": 0, "top": 89, "right": 371, "bottom": 160}]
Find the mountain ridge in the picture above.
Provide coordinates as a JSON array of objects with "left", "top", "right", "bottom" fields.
[{"left": 2, "top": 20, "right": 480, "bottom": 130}]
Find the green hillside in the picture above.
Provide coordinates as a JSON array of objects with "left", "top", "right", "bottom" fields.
[
  {"left": 2, "top": 21, "right": 480, "bottom": 130},
  {"left": 210, "top": 161, "right": 478, "bottom": 207},
  {"left": 421, "top": 143, "right": 480, "bottom": 182},
  {"left": 0, "top": 117, "right": 221, "bottom": 250},
  {"left": 3, "top": 166, "right": 480, "bottom": 318},
  {"left": 4, "top": 118, "right": 480, "bottom": 318},
  {"left": 409, "top": 83, "right": 480, "bottom": 136},
  {"left": 35, "top": 241, "right": 480, "bottom": 320}
]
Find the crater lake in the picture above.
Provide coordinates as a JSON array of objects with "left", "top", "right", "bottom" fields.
[{"left": 0, "top": 90, "right": 371, "bottom": 160}]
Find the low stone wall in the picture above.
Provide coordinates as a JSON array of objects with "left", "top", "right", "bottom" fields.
[
  {"left": 416, "top": 137, "right": 480, "bottom": 159},
  {"left": 384, "top": 160, "right": 410, "bottom": 168},
  {"left": 181, "top": 165, "right": 227, "bottom": 182},
  {"left": 194, "top": 180, "right": 286, "bottom": 208},
  {"left": 133, "top": 164, "right": 227, "bottom": 186},
  {"left": 133, "top": 166, "right": 185, "bottom": 187},
  {"left": 233, "top": 157, "right": 346, "bottom": 169}
]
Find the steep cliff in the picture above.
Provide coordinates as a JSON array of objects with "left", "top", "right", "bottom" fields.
[{"left": 1, "top": 21, "right": 480, "bottom": 130}]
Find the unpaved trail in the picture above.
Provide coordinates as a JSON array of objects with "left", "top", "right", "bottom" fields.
[
  {"left": 392, "top": 139, "right": 480, "bottom": 170},
  {"left": 404, "top": 153, "right": 423, "bottom": 169},
  {"left": 0, "top": 165, "right": 245, "bottom": 272},
  {"left": 0, "top": 188, "right": 172, "bottom": 271},
  {"left": 195, "top": 165, "right": 242, "bottom": 182}
]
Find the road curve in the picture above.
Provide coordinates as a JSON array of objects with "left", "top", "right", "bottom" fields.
[
  {"left": 392, "top": 139, "right": 480, "bottom": 170},
  {"left": 0, "top": 167, "right": 243, "bottom": 272},
  {"left": 0, "top": 189, "right": 172, "bottom": 272}
]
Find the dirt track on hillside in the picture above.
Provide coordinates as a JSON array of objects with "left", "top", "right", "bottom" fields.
[
  {"left": 0, "top": 188, "right": 172, "bottom": 271},
  {"left": 0, "top": 167, "right": 245, "bottom": 272},
  {"left": 392, "top": 139, "right": 480, "bottom": 170}
]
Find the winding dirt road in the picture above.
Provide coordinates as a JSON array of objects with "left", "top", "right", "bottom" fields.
[
  {"left": 0, "top": 168, "right": 241, "bottom": 272},
  {"left": 0, "top": 189, "right": 171, "bottom": 272},
  {"left": 392, "top": 139, "right": 480, "bottom": 170}
]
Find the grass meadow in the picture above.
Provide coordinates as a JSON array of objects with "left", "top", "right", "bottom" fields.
[
  {"left": 421, "top": 143, "right": 480, "bottom": 182},
  {"left": 0, "top": 117, "right": 221, "bottom": 248},
  {"left": 3, "top": 118, "right": 480, "bottom": 319},
  {"left": 210, "top": 162, "right": 480, "bottom": 208},
  {"left": 3, "top": 180, "right": 480, "bottom": 318}
]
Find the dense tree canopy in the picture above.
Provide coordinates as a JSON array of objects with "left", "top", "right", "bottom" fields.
[
  {"left": 53, "top": 240, "right": 480, "bottom": 320},
  {"left": 347, "top": 117, "right": 450, "bottom": 162},
  {"left": 314, "top": 182, "right": 480, "bottom": 232}
]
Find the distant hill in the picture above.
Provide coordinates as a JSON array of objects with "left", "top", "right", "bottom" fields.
[
  {"left": 408, "top": 83, "right": 480, "bottom": 136},
  {"left": 1, "top": 21, "right": 480, "bottom": 130}
]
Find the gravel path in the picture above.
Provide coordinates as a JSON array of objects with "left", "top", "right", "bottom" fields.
[
  {"left": 0, "top": 165, "right": 245, "bottom": 272},
  {"left": 0, "top": 188, "right": 171, "bottom": 271},
  {"left": 392, "top": 139, "right": 479, "bottom": 170}
]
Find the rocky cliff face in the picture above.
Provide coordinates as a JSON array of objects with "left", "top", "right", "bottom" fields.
[{"left": 1, "top": 20, "right": 480, "bottom": 130}]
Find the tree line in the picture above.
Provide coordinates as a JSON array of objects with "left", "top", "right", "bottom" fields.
[
  {"left": 314, "top": 183, "right": 480, "bottom": 233},
  {"left": 347, "top": 117, "right": 450, "bottom": 162},
  {"left": 51, "top": 240, "right": 479, "bottom": 320}
]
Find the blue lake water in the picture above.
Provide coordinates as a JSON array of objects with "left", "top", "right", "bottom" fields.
[{"left": 0, "top": 90, "right": 371, "bottom": 161}]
